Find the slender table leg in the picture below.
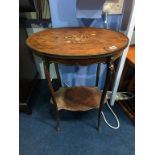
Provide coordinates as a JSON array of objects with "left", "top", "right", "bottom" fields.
[
  {"left": 96, "top": 63, "right": 101, "bottom": 87},
  {"left": 97, "top": 58, "right": 114, "bottom": 131},
  {"left": 54, "top": 63, "right": 62, "bottom": 87},
  {"left": 43, "top": 60, "right": 60, "bottom": 131}
]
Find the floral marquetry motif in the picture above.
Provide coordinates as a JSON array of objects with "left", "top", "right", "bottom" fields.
[{"left": 27, "top": 27, "right": 128, "bottom": 58}]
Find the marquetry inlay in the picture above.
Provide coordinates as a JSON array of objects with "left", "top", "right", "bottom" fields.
[{"left": 64, "top": 33, "right": 96, "bottom": 44}]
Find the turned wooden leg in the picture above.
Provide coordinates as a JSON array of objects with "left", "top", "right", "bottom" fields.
[
  {"left": 43, "top": 60, "right": 60, "bottom": 131},
  {"left": 97, "top": 58, "right": 114, "bottom": 131}
]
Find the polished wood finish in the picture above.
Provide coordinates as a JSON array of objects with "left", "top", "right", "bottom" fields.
[
  {"left": 119, "top": 45, "right": 135, "bottom": 125},
  {"left": 26, "top": 28, "right": 128, "bottom": 131},
  {"left": 27, "top": 28, "right": 128, "bottom": 58},
  {"left": 44, "top": 60, "right": 60, "bottom": 131},
  {"left": 53, "top": 87, "right": 102, "bottom": 111},
  {"left": 127, "top": 45, "right": 135, "bottom": 65}
]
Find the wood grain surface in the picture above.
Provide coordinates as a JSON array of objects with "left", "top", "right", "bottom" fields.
[
  {"left": 127, "top": 45, "right": 135, "bottom": 65},
  {"left": 26, "top": 27, "right": 128, "bottom": 58},
  {"left": 53, "top": 87, "right": 102, "bottom": 111}
]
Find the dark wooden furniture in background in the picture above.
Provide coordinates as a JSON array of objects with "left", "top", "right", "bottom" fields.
[
  {"left": 119, "top": 45, "right": 135, "bottom": 124},
  {"left": 19, "top": 0, "right": 35, "bottom": 12},
  {"left": 26, "top": 28, "right": 128, "bottom": 131},
  {"left": 19, "top": 13, "right": 38, "bottom": 114}
]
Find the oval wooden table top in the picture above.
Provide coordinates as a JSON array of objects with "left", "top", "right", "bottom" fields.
[{"left": 26, "top": 27, "right": 128, "bottom": 59}]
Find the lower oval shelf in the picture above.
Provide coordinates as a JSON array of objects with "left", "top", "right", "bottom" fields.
[{"left": 51, "top": 86, "right": 102, "bottom": 111}]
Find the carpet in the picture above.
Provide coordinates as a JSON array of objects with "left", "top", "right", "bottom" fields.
[{"left": 19, "top": 80, "right": 135, "bottom": 155}]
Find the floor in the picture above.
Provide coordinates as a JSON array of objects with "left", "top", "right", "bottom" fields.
[{"left": 19, "top": 81, "right": 135, "bottom": 155}]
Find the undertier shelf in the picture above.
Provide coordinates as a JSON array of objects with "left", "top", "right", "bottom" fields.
[{"left": 51, "top": 86, "right": 103, "bottom": 111}]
